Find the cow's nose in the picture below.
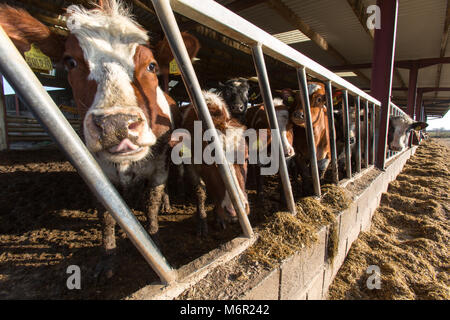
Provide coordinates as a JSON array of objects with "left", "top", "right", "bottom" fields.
[
  {"left": 232, "top": 105, "right": 245, "bottom": 113},
  {"left": 93, "top": 113, "right": 141, "bottom": 146},
  {"left": 293, "top": 110, "right": 304, "bottom": 120}
]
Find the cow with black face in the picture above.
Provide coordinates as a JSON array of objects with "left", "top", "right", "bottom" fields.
[
  {"left": 0, "top": 0, "right": 200, "bottom": 280},
  {"left": 217, "top": 78, "right": 250, "bottom": 123}
]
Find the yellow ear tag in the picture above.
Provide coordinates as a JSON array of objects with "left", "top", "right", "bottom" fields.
[
  {"left": 287, "top": 96, "right": 294, "bottom": 105},
  {"left": 180, "top": 144, "right": 191, "bottom": 159},
  {"left": 251, "top": 138, "right": 261, "bottom": 152},
  {"left": 24, "top": 44, "right": 52, "bottom": 72},
  {"left": 169, "top": 59, "right": 181, "bottom": 75}
]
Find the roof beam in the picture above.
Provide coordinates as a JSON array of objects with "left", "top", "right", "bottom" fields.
[
  {"left": 391, "top": 87, "right": 450, "bottom": 92},
  {"left": 434, "top": 0, "right": 450, "bottom": 97},
  {"left": 225, "top": 0, "right": 266, "bottom": 12},
  {"left": 329, "top": 56, "right": 450, "bottom": 71},
  {"left": 346, "top": 0, "right": 405, "bottom": 87},
  {"left": 262, "top": 0, "right": 370, "bottom": 84}
]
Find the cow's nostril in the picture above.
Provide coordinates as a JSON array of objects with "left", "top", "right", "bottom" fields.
[{"left": 128, "top": 121, "right": 141, "bottom": 132}]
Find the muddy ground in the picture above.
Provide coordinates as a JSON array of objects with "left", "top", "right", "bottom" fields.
[
  {"left": 0, "top": 148, "right": 304, "bottom": 299},
  {"left": 328, "top": 139, "right": 449, "bottom": 300}
]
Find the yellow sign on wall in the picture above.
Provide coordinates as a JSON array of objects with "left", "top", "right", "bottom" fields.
[
  {"left": 24, "top": 44, "right": 53, "bottom": 72},
  {"left": 169, "top": 59, "right": 181, "bottom": 75},
  {"left": 59, "top": 105, "right": 78, "bottom": 114}
]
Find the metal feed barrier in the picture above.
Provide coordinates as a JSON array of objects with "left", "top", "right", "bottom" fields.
[{"left": 1, "top": 0, "right": 415, "bottom": 285}]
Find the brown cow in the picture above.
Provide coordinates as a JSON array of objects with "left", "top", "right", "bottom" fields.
[
  {"left": 171, "top": 91, "right": 249, "bottom": 236},
  {"left": 0, "top": 0, "right": 200, "bottom": 279},
  {"left": 287, "top": 83, "right": 331, "bottom": 193}
]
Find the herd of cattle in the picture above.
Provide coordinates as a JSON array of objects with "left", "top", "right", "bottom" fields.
[{"left": 0, "top": 1, "right": 428, "bottom": 279}]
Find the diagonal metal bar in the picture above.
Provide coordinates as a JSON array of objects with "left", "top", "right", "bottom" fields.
[
  {"left": 324, "top": 81, "right": 339, "bottom": 184},
  {"left": 251, "top": 44, "right": 296, "bottom": 215},
  {"left": 151, "top": 0, "right": 253, "bottom": 238},
  {"left": 0, "top": 25, "right": 176, "bottom": 284},
  {"left": 297, "top": 66, "right": 321, "bottom": 197}
]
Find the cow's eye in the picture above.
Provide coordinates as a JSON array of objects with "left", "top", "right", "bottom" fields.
[
  {"left": 147, "top": 62, "right": 157, "bottom": 73},
  {"left": 63, "top": 57, "right": 77, "bottom": 70}
]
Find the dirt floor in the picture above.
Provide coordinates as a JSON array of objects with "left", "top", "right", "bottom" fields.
[
  {"left": 0, "top": 147, "right": 309, "bottom": 299},
  {"left": 328, "top": 139, "right": 450, "bottom": 300}
]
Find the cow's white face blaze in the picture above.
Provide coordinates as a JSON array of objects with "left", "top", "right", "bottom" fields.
[
  {"left": 388, "top": 115, "right": 428, "bottom": 151},
  {"left": 63, "top": 2, "right": 165, "bottom": 163}
]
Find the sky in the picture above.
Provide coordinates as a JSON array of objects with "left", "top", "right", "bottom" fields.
[
  {"left": 2, "top": 77, "right": 64, "bottom": 95},
  {"left": 427, "top": 110, "right": 450, "bottom": 130}
]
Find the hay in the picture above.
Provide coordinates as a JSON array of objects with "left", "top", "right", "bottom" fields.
[
  {"left": 328, "top": 139, "right": 450, "bottom": 300},
  {"left": 245, "top": 184, "right": 351, "bottom": 267},
  {"left": 244, "top": 212, "right": 316, "bottom": 268}
]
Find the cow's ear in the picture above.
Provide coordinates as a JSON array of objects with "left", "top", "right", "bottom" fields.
[
  {"left": 409, "top": 121, "right": 428, "bottom": 131},
  {"left": 155, "top": 32, "right": 200, "bottom": 67},
  {"left": 0, "top": 5, "right": 65, "bottom": 61}
]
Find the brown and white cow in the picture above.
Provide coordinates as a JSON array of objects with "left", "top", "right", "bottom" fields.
[
  {"left": 388, "top": 114, "right": 428, "bottom": 151},
  {"left": 0, "top": 0, "right": 199, "bottom": 279},
  {"left": 288, "top": 83, "right": 331, "bottom": 193},
  {"left": 171, "top": 91, "right": 249, "bottom": 236},
  {"left": 245, "top": 98, "right": 295, "bottom": 199}
]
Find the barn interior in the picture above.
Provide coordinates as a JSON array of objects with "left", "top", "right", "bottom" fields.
[{"left": 0, "top": 0, "right": 449, "bottom": 151}]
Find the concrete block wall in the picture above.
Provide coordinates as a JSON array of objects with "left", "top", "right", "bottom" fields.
[{"left": 238, "top": 147, "right": 417, "bottom": 300}]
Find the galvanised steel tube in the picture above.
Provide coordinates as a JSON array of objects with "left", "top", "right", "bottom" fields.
[
  {"left": 371, "top": 104, "right": 376, "bottom": 165},
  {"left": 297, "top": 67, "right": 321, "bottom": 197},
  {"left": 151, "top": 0, "right": 253, "bottom": 238},
  {"left": 364, "top": 100, "right": 370, "bottom": 168},
  {"left": 251, "top": 44, "right": 296, "bottom": 215},
  {"left": 170, "top": 0, "right": 381, "bottom": 106},
  {"left": 342, "top": 90, "right": 352, "bottom": 179},
  {"left": 0, "top": 26, "right": 176, "bottom": 284},
  {"left": 355, "top": 96, "right": 362, "bottom": 173},
  {"left": 324, "top": 81, "right": 339, "bottom": 184}
]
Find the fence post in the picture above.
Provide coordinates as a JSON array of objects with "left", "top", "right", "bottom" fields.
[
  {"left": 251, "top": 44, "right": 296, "bottom": 214},
  {"left": 342, "top": 90, "right": 352, "bottom": 179},
  {"left": 297, "top": 66, "right": 321, "bottom": 197},
  {"left": 325, "top": 81, "right": 339, "bottom": 183},
  {"left": 371, "top": 0, "right": 399, "bottom": 169},
  {"left": 363, "top": 100, "right": 369, "bottom": 168},
  {"left": 355, "top": 96, "right": 361, "bottom": 173}
]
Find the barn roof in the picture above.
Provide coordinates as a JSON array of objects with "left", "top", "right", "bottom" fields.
[{"left": 3, "top": 0, "right": 449, "bottom": 119}]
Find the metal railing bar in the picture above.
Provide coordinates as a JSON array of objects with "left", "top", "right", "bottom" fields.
[
  {"left": 364, "top": 100, "right": 370, "bottom": 168},
  {"left": 251, "top": 44, "right": 296, "bottom": 215},
  {"left": 342, "top": 90, "right": 352, "bottom": 179},
  {"left": 325, "top": 81, "right": 339, "bottom": 184},
  {"left": 355, "top": 96, "right": 362, "bottom": 173},
  {"left": 151, "top": 0, "right": 254, "bottom": 238},
  {"left": 170, "top": 0, "right": 381, "bottom": 106},
  {"left": 0, "top": 26, "right": 176, "bottom": 284},
  {"left": 371, "top": 103, "right": 376, "bottom": 165},
  {"left": 297, "top": 66, "right": 321, "bottom": 197}
]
